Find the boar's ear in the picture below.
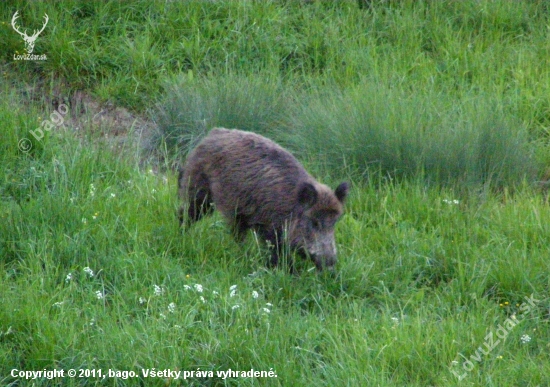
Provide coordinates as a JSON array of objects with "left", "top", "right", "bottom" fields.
[
  {"left": 335, "top": 182, "right": 349, "bottom": 203},
  {"left": 297, "top": 182, "right": 318, "bottom": 209}
]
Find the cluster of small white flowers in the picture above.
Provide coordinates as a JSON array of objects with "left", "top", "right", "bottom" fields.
[
  {"left": 65, "top": 273, "right": 73, "bottom": 283},
  {"left": 520, "top": 334, "right": 531, "bottom": 344},
  {"left": 110, "top": 193, "right": 116, "bottom": 198},
  {"left": 52, "top": 301, "right": 64, "bottom": 308},
  {"left": 262, "top": 303, "right": 273, "bottom": 314},
  {"left": 95, "top": 290, "right": 104, "bottom": 300},
  {"left": 83, "top": 267, "right": 94, "bottom": 277},
  {"left": 443, "top": 199, "right": 459, "bottom": 205},
  {"left": 154, "top": 285, "right": 164, "bottom": 296},
  {"left": 89, "top": 183, "right": 96, "bottom": 197},
  {"left": 391, "top": 317, "right": 399, "bottom": 325},
  {"left": 179, "top": 282, "right": 270, "bottom": 315},
  {"left": 168, "top": 302, "right": 176, "bottom": 313},
  {"left": 139, "top": 297, "right": 146, "bottom": 305}
]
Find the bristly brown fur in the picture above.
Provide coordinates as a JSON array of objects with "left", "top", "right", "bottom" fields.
[{"left": 178, "top": 128, "right": 349, "bottom": 271}]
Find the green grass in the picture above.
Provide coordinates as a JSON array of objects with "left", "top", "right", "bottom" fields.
[
  {"left": 286, "top": 83, "right": 539, "bottom": 188},
  {"left": 2, "top": 1, "right": 550, "bottom": 386},
  {"left": 150, "top": 74, "right": 290, "bottom": 164},
  {"left": 154, "top": 76, "right": 539, "bottom": 188}
]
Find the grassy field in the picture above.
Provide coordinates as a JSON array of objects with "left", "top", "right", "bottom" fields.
[{"left": 1, "top": 1, "right": 550, "bottom": 386}]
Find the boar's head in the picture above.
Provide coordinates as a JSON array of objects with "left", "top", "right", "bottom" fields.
[{"left": 290, "top": 181, "right": 349, "bottom": 271}]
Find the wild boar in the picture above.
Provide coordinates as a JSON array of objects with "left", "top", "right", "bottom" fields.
[{"left": 178, "top": 128, "right": 348, "bottom": 271}]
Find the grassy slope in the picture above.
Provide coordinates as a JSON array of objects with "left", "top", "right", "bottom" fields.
[{"left": 1, "top": 1, "right": 550, "bottom": 386}]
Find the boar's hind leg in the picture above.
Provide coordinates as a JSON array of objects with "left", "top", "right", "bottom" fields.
[
  {"left": 188, "top": 188, "right": 212, "bottom": 222},
  {"left": 181, "top": 173, "right": 213, "bottom": 226}
]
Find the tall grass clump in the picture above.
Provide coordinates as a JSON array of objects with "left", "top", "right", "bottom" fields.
[
  {"left": 286, "top": 83, "right": 539, "bottom": 189},
  {"left": 150, "top": 75, "right": 290, "bottom": 165}
]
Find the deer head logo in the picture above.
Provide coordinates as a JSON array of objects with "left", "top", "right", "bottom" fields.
[{"left": 11, "top": 11, "right": 49, "bottom": 54}]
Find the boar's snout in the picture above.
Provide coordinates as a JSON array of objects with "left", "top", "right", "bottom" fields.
[
  {"left": 312, "top": 254, "right": 336, "bottom": 271},
  {"left": 308, "top": 236, "right": 337, "bottom": 271}
]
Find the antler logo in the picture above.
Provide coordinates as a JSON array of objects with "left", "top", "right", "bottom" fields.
[{"left": 11, "top": 11, "right": 49, "bottom": 54}]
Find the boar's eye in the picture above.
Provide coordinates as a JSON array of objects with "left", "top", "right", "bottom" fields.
[{"left": 310, "top": 218, "right": 321, "bottom": 230}]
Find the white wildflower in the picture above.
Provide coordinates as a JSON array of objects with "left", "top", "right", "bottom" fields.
[
  {"left": 212, "top": 290, "right": 219, "bottom": 296},
  {"left": 81, "top": 218, "right": 87, "bottom": 224},
  {"left": 232, "top": 304, "right": 240, "bottom": 310},
  {"left": 110, "top": 193, "right": 116, "bottom": 198},
  {"left": 159, "top": 313, "right": 166, "bottom": 320},
  {"left": 83, "top": 267, "right": 94, "bottom": 277},
  {"left": 183, "top": 285, "right": 192, "bottom": 290},
  {"left": 194, "top": 284, "right": 203, "bottom": 293},
  {"left": 139, "top": 297, "right": 146, "bottom": 305},
  {"left": 89, "top": 183, "right": 96, "bottom": 197},
  {"left": 52, "top": 302, "right": 64, "bottom": 307},
  {"left": 95, "top": 290, "right": 104, "bottom": 300},
  {"left": 65, "top": 272, "right": 73, "bottom": 283},
  {"left": 154, "top": 285, "right": 164, "bottom": 296},
  {"left": 229, "top": 285, "right": 237, "bottom": 291},
  {"left": 168, "top": 302, "right": 176, "bottom": 313},
  {"left": 252, "top": 291, "right": 259, "bottom": 299},
  {"left": 262, "top": 308, "right": 271, "bottom": 314},
  {"left": 520, "top": 334, "right": 531, "bottom": 344},
  {"left": 200, "top": 296, "right": 206, "bottom": 304},
  {"left": 443, "top": 199, "right": 459, "bottom": 205}
]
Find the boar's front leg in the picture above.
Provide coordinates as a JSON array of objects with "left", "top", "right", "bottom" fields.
[{"left": 259, "top": 227, "right": 295, "bottom": 273}]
